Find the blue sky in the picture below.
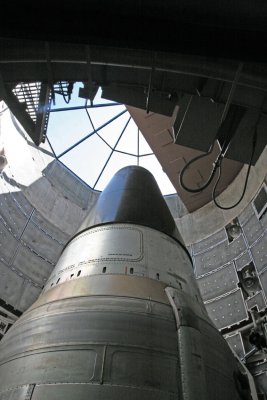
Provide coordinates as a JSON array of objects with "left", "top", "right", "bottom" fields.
[{"left": 47, "top": 83, "right": 176, "bottom": 195}]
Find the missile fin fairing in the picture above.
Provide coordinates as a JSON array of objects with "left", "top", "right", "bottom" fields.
[{"left": 0, "top": 166, "right": 252, "bottom": 399}]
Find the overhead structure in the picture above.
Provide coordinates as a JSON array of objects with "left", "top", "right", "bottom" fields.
[
  {"left": 1, "top": 37, "right": 267, "bottom": 210},
  {"left": 0, "top": 39, "right": 266, "bottom": 155},
  {"left": 0, "top": 1, "right": 267, "bottom": 396}
]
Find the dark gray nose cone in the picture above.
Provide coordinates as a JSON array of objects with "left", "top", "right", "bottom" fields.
[{"left": 79, "top": 165, "right": 185, "bottom": 245}]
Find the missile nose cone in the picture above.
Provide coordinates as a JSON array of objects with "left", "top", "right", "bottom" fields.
[{"left": 79, "top": 165, "right": 184, "bottom": 244}]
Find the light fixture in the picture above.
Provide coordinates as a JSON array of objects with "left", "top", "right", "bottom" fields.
[{"left": 228, "top": 224, "right": 241, "bottom": 239}]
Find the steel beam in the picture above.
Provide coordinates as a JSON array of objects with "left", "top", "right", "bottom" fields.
[{"left": 33, "top": 83, "right": 51, "bottom": 145}]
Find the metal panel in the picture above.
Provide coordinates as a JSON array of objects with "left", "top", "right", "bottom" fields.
[
  {"left": 0, "top": 349, "right": 99, "bottom": 386},
  {"left": 0, "top": 295, "right": 178, "bottom": 398},
  {"left": 12, "top": 245, "right": 53, "bottom": 286},
  {"left": 196, "top": 263, "right": 239, "bottom": 302},
  {"left": 0, "top": 297, "right": 176, "bottom": 364},
  {"left": 45, "top": 160, "right": 92, "bottom": 209},
  {"left": 229, "top": 235, "right": 247, "bottom": 258},
  {"left": 242, "top": 214, "right": 264, "bottom": 246},
  {"left": 174, "top": 95, "right": 223, "bottom": 153},
  {"left": 104, "top": 346, "right": 178, "bottom": 392},
  {"left": 31, "top": 383, "right": 174, "bottom": 400},
  {"left": 260, "top": 209, "right": 267, "bottom": 229},
  {"left": 0, "top": 176, "right": 34, "bottom": 217},
  {"left": 194, "top": 235, "right": 246, "bottom": 276},
  {"left": 0, "top": 219, "right": 19, "bottom": 264},
  {"left": 0, "top": 261, "right": 25, "bottom": 308},
  {"left": 258, "top": 269, "right": 267, "bottom": 297},
  {"left": 31, "top": 210, "right": 69, "bottom": 245},
  {"left": 192, "top": 229, "right": 227, "bottom": 255},
  {"left": 205, "top": 289, "right": 248, "bottom": 330},
  {"left": 178, "top": 326, "right": 208, "bottom": 400},
  {"left": 16, "top": 282, "right": 41, "bottom": 312},
  {"left": 238, "top": 204, "right": 256, "bottom": 226},
  {"left": 177, "top": 323, "right": 240, "bottom": 400},
  {"left": 246, "top": 291, "right": 266, "bottom": 312},
  {"left": 235, "top": 251, "right": 252, "bottom": 271},
  {"left": 20, "top": 221, "right": 63, "bottom": 264},
  {"left": 47, "top": 225, "right": 194, "bottom": 296},
  {"left": 250, "top": 235, "right": 267, "bottom": 273},
  {"left": 0, "top": 193, "right": 29, "bottom": 238},
  {"left": 62, "top": 226, "right": 144, "bottom": 264},
  {"left": 194, "top": 241, "right": 228, "bottom": 276},
  {"left": 225, "top": 332, "right": 245, "bottom": 359},
  {"left": 0, "top": 384, "right": 34, "bottom": 400},
  {"left": 224, "top": 107, "right": 267, "bottom": 165}
]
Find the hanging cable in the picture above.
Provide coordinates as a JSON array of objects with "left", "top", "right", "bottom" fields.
[
  {"left": 179, "top": 62, "right": 244, "bottom": 193},
  {"left": 179, "top": 146, "right": 220, "bottom": 193},
  {"left": 57, "top": 81, "right": 73, "bottom": 104},
  {"left": 212, "top": 125, "right": 258, "bottom": 210}
]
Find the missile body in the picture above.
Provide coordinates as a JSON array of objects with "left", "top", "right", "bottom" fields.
[{"left": 0, "top": 166, "right": 249, "bottom": 399}]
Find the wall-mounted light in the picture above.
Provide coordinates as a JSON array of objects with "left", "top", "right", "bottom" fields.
[
  {"left": 228, "top": 224, "right": 241, "bottom": 240},
  {"left": 226, "top": 218, "right": 241, "bottom": 242}
]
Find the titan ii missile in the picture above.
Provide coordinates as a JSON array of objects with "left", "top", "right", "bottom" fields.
[{"left": 0, "top": 166, "right": 251, "bottom": 400}]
